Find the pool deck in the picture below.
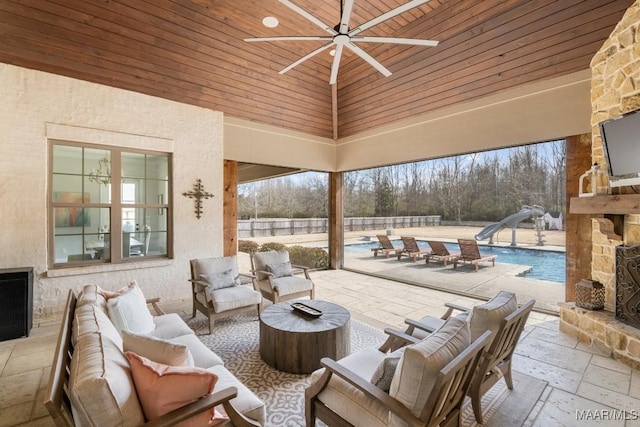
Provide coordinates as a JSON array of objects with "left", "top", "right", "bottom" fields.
[{"left": 245, "top": 225, "right": 567, "bottom": 313}]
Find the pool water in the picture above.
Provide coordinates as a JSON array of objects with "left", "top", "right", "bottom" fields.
[{"left": 347, "top": 240, "right": 566, "bottom": 284}]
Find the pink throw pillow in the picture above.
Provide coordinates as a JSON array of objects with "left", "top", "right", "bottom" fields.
[
  {"left": 98, "top": 280, "right": 139, "bottom": 299},
  {"left": 125, "top": 351, "right": 228, "bottom": 426}
]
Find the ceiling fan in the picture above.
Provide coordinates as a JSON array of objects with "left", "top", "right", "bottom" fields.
[{"left": 244, "top": 0, "right": 439, "bottom": 85}]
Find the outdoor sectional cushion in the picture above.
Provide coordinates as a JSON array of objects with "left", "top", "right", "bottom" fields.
[
  {"left": 199, "top": 285, "right": 262, "bottom": 313},
  {"left": 72, "top": 303, "right": 123, "bottom": 348},
  {"left": 207, "top": 364, "right": 267, "bottom": 425},
  {"left": 469, "top": 290, "right": 517, "bottom": 342},
  {"left": 69, "top": 332, "right": 145, "bottom": 427},
  {"left": 389, "top": 315, "right": 470, "bottom": 426},
  {"left": 149, "top": 312, "right": 198, "bottom": 339},
  {"left": 270, "top": 275, "right": 313, "bottom": 296},
  {"left": 75, "top": 284, "right": 109, "bottom": 312},
  {"left": 309, "top": 347, "right": 390, "bottom": 427}
]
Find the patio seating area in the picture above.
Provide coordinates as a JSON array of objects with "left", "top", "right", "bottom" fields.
[{"left": 3, "top": 265, "right": 640, "bottom": 426}]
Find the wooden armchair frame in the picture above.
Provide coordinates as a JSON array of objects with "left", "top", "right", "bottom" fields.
[
  {"left": 305, "top": 331, "right": 492, "bottom": 427},
  {"left": 250, "top": 251, "right": 315, "bottom": 304},
  {"left": 189, "top": 258, "right": 261, "bottom": 334},
  {"left": 381, "top": 298, "right": 536, "bottom": 424}
]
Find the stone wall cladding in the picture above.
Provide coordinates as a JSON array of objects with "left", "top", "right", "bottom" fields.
[
  {"left": 590, "top": 1, "right": 640, "bottom": 304},
  {"left": 560, "top": 303, "right": 640, "bottom": 370},
  {"left": 580, "top": 1, "right": 640, "bottom": 369}
]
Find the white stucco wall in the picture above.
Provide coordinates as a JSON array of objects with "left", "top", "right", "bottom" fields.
[{"left": 0, "top": 63, "right": 224, "bottom": 320}]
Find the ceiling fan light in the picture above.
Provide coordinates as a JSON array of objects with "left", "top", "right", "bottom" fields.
[
  {"left": 329, "top": 49, "right": 336, "bottom": 56},
  {"left": 262, "top": 16, "right": 279, "bottom": 28}
]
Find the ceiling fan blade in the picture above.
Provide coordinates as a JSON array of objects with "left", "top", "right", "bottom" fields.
[
  {"left": 349, "top": 0, "right": 432, "bottom": 36},
  {"left": 278, "top": 0, "right": 337, "bottom": 35},
  {"left": 245, "top": 36, "right": 332, "bottom": 42},
  {"left": 329, "top": 44, "right": 344, "bottom": 85},
  {"left": 346, "top": 42, "right": 392, "bottom": 77},
  {"left": 279, "top": 42, "right": 335, "bottom": 74},
  {"left": 339, "top": 0, "right": 355, "bottom": 34},
  {"left": 351, "top": 36, "right": 439, "bottom": 46}
]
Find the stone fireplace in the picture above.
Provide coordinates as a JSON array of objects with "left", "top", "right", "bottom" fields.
[{"left": 559, "top": 1, "right": 640, "bottom": 370}]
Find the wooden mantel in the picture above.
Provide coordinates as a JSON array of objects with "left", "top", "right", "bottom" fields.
[{"left": 570, "top": 194, "right": 640, "bottom": 214}]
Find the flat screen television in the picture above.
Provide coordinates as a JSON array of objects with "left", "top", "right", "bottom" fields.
[{"left": 599, "top": 109, "right": 640, "bottom": 188}]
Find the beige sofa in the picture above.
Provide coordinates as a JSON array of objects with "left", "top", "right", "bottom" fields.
[{"left": 46, "top": 284, "right": 265, "bottom": 426}]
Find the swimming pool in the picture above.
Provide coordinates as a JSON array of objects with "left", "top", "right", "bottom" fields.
[{"left": 346, "top": 240, "right": 566, "bottom": 284}]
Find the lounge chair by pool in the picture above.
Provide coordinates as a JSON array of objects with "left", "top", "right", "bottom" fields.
[
  {"left": 454, "top": 239, "right": 497, "bottom": 271},
  {"left": 426, "top": 240, "right": 460, "bottom": 266},
  {"left": 398, "top": 236, "right": 430, "bottom": 262},
  {"left": 371, "top": 234, "right": 404, "bottom": 258}
]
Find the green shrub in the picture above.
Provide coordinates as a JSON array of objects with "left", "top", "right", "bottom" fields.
[
  {"left": 238, "top": 240, "right": 259, "bottom": 254},
  {"left": 288, "top": 245, "right": 329, "bottom": 269},
  {"left": 259, "top": 242, "right": 287, "bottom": 252}
]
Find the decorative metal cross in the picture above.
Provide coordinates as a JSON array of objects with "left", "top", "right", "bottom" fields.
[{"left": 182, "top": 179, "right": 214, "bottom": 219}]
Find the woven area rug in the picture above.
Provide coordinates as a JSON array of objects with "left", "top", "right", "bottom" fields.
[{"left": 187, "top": 313, "right": 545, "bottom": 427}]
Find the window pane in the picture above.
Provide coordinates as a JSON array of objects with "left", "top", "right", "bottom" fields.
[
  {"left": 145, "top": 208, "right": 167, "bottom": 231},
  {"left": 122, "top": 152, "right": 145, "bottom": 179},
  {"left": 122, "top": 179, "right": 144, "bottom": 204},
  {"left": 146, "top": 155, "right": 168, "bottom": 180},
  {"left": 85, "top": 149, "right": 111, "bottom": 186},
  {"left": 52, "top": 198, "right": 90, "bottom": 227},
  {"left": 53, "top": 235, "right": 84, "bottom": 264},
  {"left": 93, "top": 233, "right": 111, "bottom": 260},
  {"left": 146, "top": 179, "right": 168, "bottom": 204},
  {"left": 53, "top": 145, "right": 82, "bottom": 174},
  {"left": 52, "top": 175, "right": 82, "bottom": 196}
]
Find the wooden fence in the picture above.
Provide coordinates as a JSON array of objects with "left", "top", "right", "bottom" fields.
[{"left": 238, "top": 216, "right": 441, "bottom": 238}]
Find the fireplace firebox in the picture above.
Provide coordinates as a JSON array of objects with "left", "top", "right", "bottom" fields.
[{"left": 615, "top": 245, "right": 640, "bottom": 328}]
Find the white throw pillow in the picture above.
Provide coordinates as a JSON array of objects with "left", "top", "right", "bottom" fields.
[
  {"left": 123, "top": 330, "right": 194, "bottom": 367},
  {"left": 107, "top": 282, "right": 155, "bottom": 336}
]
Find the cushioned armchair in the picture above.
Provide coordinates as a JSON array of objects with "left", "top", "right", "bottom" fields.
[
  {"left": 305, "top": 315, "right": 492, "bottom": 427},
  {"left": 189, "top": 256, "right": 262, "bottom": 334},
  {"left": 250, "top": 250, "right": 315, "bottom": 304},
  {"left": 380, "top": 290, "right": 535, "bottom": 424}
]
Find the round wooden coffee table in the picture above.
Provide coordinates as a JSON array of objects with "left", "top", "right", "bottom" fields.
[{"left": 259, "top": 300, "right": 351, "bottom": 374}]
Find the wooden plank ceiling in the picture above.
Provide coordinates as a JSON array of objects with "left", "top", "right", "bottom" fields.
[{"left": 0, "top": 0, "right": 633, "bottom": 140}]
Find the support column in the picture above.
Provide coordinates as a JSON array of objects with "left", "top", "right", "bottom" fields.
[
  {"left": 329, "top": 172, "right": 344, "bottom": 269},
  {"left": 565, "top": 134, "right": 593, "bottom": 302},
  {"left": 223, "top": 160, "right": 238, "bottom": 256}
]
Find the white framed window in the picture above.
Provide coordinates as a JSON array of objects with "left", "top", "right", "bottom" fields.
[{"left": 50, "top": 142, "right": 171, "bottom": 267}]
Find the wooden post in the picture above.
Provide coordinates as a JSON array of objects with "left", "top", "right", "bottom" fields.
[
  {"left": 223, "top": 160, "right": 238, "bottom": 256},
  {"left": 329, "top": 172, "right": 344, "bottom": 269},
  {"left": 565, "top": 134, "right": 594, "bottom": 302}
]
